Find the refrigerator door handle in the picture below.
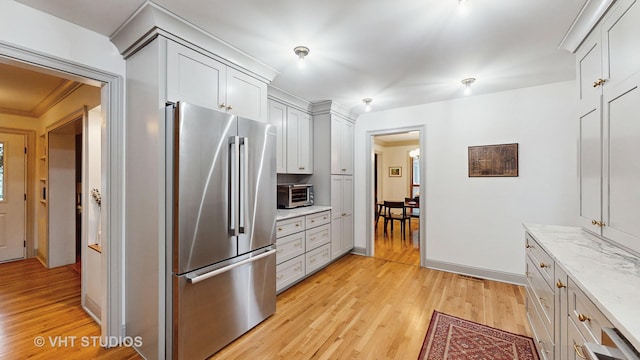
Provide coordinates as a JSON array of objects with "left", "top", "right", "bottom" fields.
[
  {"left": 229, "top": 136, "right": 240, "bottom": 236},
  {"left": 239, "top": 137, "right": 249, "bottom": 234},
  {"left": 186, "top": 249, "right": 276, "bottom": 284}
]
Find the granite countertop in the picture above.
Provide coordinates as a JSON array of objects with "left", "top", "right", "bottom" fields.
[
  {"left": 524, "top": 223, "right": 640, "bottom": 351},
  {"left": 276, "top": 205, "right": 332, "bottom": 221}
]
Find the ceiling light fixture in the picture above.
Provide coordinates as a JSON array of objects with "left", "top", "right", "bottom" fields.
[
  {"left": 461, "top": 77, "right": 476, "bottom": 95},
  {"left": 409, "top": 148, "right": 420, "bottom": 158},
  {"left": 294, "top": 46, "right": 310, "bottom": 68},
  {"left": 362, "top": 98, "right": 373, "bottom": 112}
]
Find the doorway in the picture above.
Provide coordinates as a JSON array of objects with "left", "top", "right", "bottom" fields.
[
  {"left": 0, "top": 41, "right": 124, "bottom": 339},
  {"left": 0, "top": 133, "right": 26, "bottom": 263},
  {"left": 367, "top": 128, "right": 426, "bottom": 267}
]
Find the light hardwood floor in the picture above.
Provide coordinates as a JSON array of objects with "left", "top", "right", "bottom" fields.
[
  {"left": 1, "top": 254, "right": 530, "bottom": 359},
  {"left": 373, "top": 216, "right": 420, "bottom": 266}
]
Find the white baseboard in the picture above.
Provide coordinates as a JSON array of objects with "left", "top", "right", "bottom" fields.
[{"left": 427, "top": 259, "right": 525, "bottom": 286}]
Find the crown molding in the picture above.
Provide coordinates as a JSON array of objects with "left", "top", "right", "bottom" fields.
[{"left": 558, "top": 0, "right": 616, "bottom": 53}]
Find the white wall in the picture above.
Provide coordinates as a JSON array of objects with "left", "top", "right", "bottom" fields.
[
  {"left": 355, "top": 81, "right": 578, "bottom": 277},
  {"left": 0, "top": 0, "right": 125, "bottom": 77},
  {"left": 84, "top": 106, "right": 103, "bottom": 319}
]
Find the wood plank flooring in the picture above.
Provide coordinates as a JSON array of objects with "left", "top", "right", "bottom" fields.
[
  {"left": 373, "top": 216, "right": 420, "bottom": 266},
  {"left": 0, "top": 258, "right": 140, "bottom": 360},
  {"left": 1, "top": 254, "right": 530, "bottom": 360},
  {"left": 213, "top": 255, "right": 530, "bottom": 359}
]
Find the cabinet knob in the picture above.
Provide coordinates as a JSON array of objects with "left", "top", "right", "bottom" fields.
[
  {"left": 525, "top": 244, "right": 532, "bottom": 249},
  {"left": 227, "top": 104, "right": 233, "bottom": 110},
  {"left": 342, "top": 168, "right": 347, "bottom": 172},
  {"left": 574, "top": 343, "right": 587, "bottom": 359},
  {"left": 592, "top": 78, "right": 607, "bottom": 87},
  {"left": 556, "top": 280, "right": 566, "bottom": 289},
  {"left": 539, "top": 262, "right": 549, "bottom": 268},
  {"left": 577, "top": 313, "right": 591, "bottom": 322},
  {"left": 278, "top": 227, "right": 283, "bottom": 231},
  {"left": 219, "top": 103, "right": 226, "bottom": 109},
  {"left": 299, "top": 167, "right": 305, "bottom": 170},
  {"left": 592, "top": 219, "right": 605, "bottom": 227}
]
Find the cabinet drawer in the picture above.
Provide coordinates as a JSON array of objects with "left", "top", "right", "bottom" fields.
[
  {"left": 276, "top": 232, "right": 305, "bottom": 265},
  {"left": 568, "top": 277, "right": 611, "bottom": 344},
  {"left": 276, "top": 216, "right": 305, "bottom": 238},
  {"left": 305, "top": 223, "right": 330, "bottom": 250},
  {"left": 526, "top": 254, "right": 554, "bottom": 333},
  {"left": 526, "top": 286, "right": 554, "bottom": 360},
  {"left": 305, "top": 243, "right": 331, "bottom": 274},
  {"left": 525, "top": 233, "right": 554, "bottom": 285},
  {"left": 276, "top": 255, "right": 305, "bottom": 292},
  {"left": 306, "top": 211, "right": 331, "bottom": 228},
  {"left": 567, "top": 317, "right": 589, "bottom": 360}
]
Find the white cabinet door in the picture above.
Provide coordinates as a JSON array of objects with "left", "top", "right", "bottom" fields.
[
  {"left": 330, "top": 117, "right": 342, "bottom": 175},
  {"left": 286, "top": 107, "right": 312, "bottom": 174},
  {"left": 226, "top": 67, "right": 267, "bottom": 122},
  {"left": 330, "top": 175, "right": 353, "bottom": 258},
  {"left": 600, "top": 0, "right": 640, "bottom": 253},
  {"left": 577, "top": 107, "right": 602, "bottom": 231},
  {"left": 575, "top": 26, "right": 603, "bottom": 233},
  {"left": 268, "top": 100, "right": 287, "bottom": 173},
  {"left": 167, "top": 41, "right": 226, "bottom": 111},
  {"left": 340, "top": 120, "right": 354, "bottom": 175},
  {"left": 330, "top": 117, "right": 354, "bottom": 175}
]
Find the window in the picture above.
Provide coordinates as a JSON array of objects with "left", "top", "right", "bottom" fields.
[{"left": 410, "top": 155, "right": 419, "bottom": 198}]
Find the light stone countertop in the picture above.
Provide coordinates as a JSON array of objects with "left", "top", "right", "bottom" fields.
[
  {"left": 276, "top": 205, "right": 332, "bottom": 221},
  {"left": 523, "top": 223, "right": 640, "bottom": 351}
]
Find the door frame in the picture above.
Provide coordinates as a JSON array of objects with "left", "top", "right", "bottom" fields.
[
  {"left": 0, "top": 129, "right": 33, "bottom": 261},
  {"left": 0, "top": 41, "right": 125, "bottom": 340},
  {"left": 365, "top": 126, "right": 427, "bottom": 267}
]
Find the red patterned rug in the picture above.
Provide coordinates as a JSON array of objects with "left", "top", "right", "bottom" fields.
[{"left": 418, "top": 311, "right": 539, "bottom": 360}]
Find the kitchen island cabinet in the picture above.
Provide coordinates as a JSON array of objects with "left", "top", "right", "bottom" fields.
[{"left": 524, "top": 224, "right": 640, "bottom": 359}]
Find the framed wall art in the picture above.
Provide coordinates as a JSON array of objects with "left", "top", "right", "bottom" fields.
[
  {"left": 468, "top": 143, "right": 518, "bottom": 177},
  {"left": 389, "top": 166, "right": 402, "bottom": 177}
]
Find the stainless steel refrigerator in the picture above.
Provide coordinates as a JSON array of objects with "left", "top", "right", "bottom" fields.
[{"left": 166, "top": 102, "right": 277, "bottom": 359}]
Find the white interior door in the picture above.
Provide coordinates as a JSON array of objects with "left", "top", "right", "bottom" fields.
[{"left": 0, "top": 133, "right": 26, "bottom": 263}]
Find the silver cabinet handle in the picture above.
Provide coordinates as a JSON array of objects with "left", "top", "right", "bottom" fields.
[{"left": 187, "top": 249, "right": 276, "bottom": 284}]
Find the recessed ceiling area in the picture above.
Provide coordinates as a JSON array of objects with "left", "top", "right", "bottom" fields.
[
  {"left": 15, "top": 0, "right": 586, "bottom": 114},
  {"left": 375, "top": 132, "right": 419, "bottom": 146},
  {"left": 0, "top": 62, "right": 82, "bottom": 118}
]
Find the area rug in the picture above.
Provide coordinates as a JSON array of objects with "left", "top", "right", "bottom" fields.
[{"left": 418, "top": 311, "right": 539, "bottom": 360}]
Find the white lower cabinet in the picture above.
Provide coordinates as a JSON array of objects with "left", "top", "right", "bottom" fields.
[
  {"left": 276, "top": 210, "right": 331, "bottom": 292},
  {"left": 525, "top": 232, "right": 613, "bottom": 360}
]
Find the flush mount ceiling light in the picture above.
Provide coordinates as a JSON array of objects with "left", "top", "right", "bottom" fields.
[
  {"left": 294, "top": 46, "right": 310, "bottom": 68},
  {"left": 461, "top": 77, "right": 476, "bottom": 95},
  {"left": 362, "top": 98, "right": 373, "bottom": 112}
]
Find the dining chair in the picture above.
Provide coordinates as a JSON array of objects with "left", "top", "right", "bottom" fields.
[{"left": 383, "top": 201, "right": 411, "bottom": 240}]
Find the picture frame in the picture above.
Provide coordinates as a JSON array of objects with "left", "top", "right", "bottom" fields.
[
  {"left": 468, "top": 143, "right": 518, "bottom": 177},
  {"left": 389, "top": 166, "right": 402, "bottom": 177}
]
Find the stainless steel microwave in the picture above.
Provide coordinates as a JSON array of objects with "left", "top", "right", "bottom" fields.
[{"left": 277, "top": 184, "right": 313, "bottom": 209}]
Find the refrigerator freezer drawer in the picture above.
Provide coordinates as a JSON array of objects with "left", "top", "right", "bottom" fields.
[{"left": 173, "top": 250, "right": 276, "bottom": 359}]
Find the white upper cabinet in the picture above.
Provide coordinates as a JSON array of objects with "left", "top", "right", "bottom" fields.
[
  {"left": 167, "top": 41, "right": 226, "bottom": 111},
  {"left": 167, "top": 41, "right": 267, "bottom": 122},
  {"left": 268, "top": 100, "right": 287, "bottom": 174},
  {"left": 600, "top": 0, "right": 640, "bottom": 252},
  {"left": 576, "top": 0, "right": 640, "bottom": 254},
  {"left": 330, "top": 116, "right": 354, "bottom": 175},
  {"left": 286, "top": 107, "right": 312, "bottom": 174},
  {"left": 267, "top": 98, "right": 313, "bottom": 174}
]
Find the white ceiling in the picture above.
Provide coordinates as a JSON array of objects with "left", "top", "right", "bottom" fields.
[
  {"left": 15, "top": 0, "right": 585, "bottom": 114},
  {"left": 375, "top": 132, "right": 419, "bottom": 146}
]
